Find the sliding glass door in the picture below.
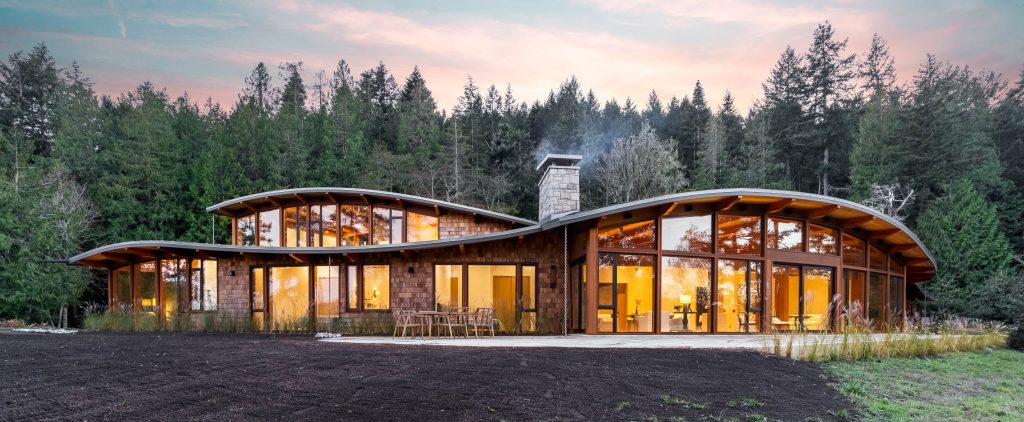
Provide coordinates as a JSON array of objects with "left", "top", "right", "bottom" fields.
[{"left": 771, "top": 264, "right": 834, "bottom": 331}]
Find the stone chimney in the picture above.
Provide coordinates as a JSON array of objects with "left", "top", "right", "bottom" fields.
[{"left": 537, "top": 154, "right": 582, "bottom": 222}]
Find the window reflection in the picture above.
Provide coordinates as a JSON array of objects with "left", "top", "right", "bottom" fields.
[
  {"left": 283, "top": 207, "right": 308, "bottom": 247},
  {"left": 598, "top": 220, "right": 655, "bottom": 249},
  {"left": 767, "top": 217, "right": 803, "bottom": 251},
  {"left": 889, "top": 258, "right": 904, "bottom": 274},
  {"left": 269, "top": 266, "right": 310, "bottom": 328},
  {"left": 340, "top": 205, "right": 369, "bottom": 246},
  {"left": 346, "top": 265, "right": 358, "bottom": 311},
  {"left": 407, "top": 212, "right": 439, "bottom": 242},
  {"left": 315, "top": 266, "right": 340, "bottom": 318},
  {"left": 717, "top": 260, "right": 761, "bottom": 333},
  {"left": 845, "top": 270, "right": 866, "bottom": 320},
  {"left": 113, "top": 267, "right": 131, "bottom": 308},
  {"left": 867, "top": 273, "right": 885, "bottom": 322},
  {"left": 660, "top": 257, "right": 712, "bottom": 332},
  {"left": 259, "top": 209, "right": 280, "bottom": 246},
  {"left": 236, "top": 214, "right": 256, "bottom": 246},
  {"left": 889, "top": 276, "right": 904, "bottom": 319},
  {"left": 842, "top": 233, "right": 866, "bottom": 267},
  {"left": 321, "top": 204, "right": 338, "bottom": 247},
  {"left": 372, "top": 207, "right": 405, "bottom": 245},
  {"left": 161, "top": 259, "right": 187, "bottom": 318},
  {"left": 717, "top": 215, "right": 761, "bottom": 255},
  {"left": 869, "top": 246, "right": 886, "bottom": 271},
  {"left": 661, "top": 215, "right": 712, "bottom": 253},
  {"left": 309, "top": 206, "right": 323, "bottom": 247},
  {"left": 808, "top": 224, "right": 838, "bottom": 254},
  {"left": 135, "top": 261, "right": 158, "bottom": 315}
]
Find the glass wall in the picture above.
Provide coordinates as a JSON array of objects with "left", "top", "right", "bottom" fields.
[
  {"left": 434, "top": 264, "right": 463, "bottom": 310},
  {"left": 867, "top": 273, "right": 886, "bottom": 322},
  {"left": 321, "top": 204, "right": 338, "bottom": 247},
  {"left": 269, "top": 266, "right": 310, "bottom": 327},
  {"left": 599, "top": 220, "right": 655, "bottom": 249},
  {"left": 315, "top": 266, "right": 340, "bottom": 318},
  {"left": 135, "top": 261, "right": 158, "bottom": 315},
  {"left": 771, "top": 265, "right": 831, "bottom": 331},
  {"left": 521, "top": 266, "right": 537, "bottom": 332},
  {"left": 717, "top": 215, "right": 761, "bottom": 255},
  {"left": 346, "top": 266, "right": 358, "bottom": 311},
  {"left": 767, "top": 217, "right": 803, "bottom": 251},
  {"left": 803, "top": 267, "right": 832, "bottom": 331},
  {"left": 889, "top": 276, "right": 904, "bottom": 319},
  {"left": 842, "top": 234, "right": 865, "bottom": 267},
  {"left": 252, "top": 267, "right": 265, "bottom": 326},
  {"left": 161, "top": 259, "right": 187, "bottom": 318},
  {"left": 189, "top": 259, "right": 217, "bottom": 311},
  {"left": 340, "top": 205, "right": 370, "bottom": 246},
  {"left": 259, "top": 209, "right": 280, "bottom": 246},
  {"left": 372, "top": 208, "right": 404, "bottom": 245},
  {"left": 112, "top": 267, "right": 131, "bottom": 308},
  {"left": 869, "top": 246, "right": 886, "bottom": 271},
  {"left": 283, "top": 207, "right": 308, "bottom": 247},
  {"left": 845, "top": 270, "right": 866, "bottom": 320},
  {"left": 808, "top": 224, "right": 838, "bottom": 254},
  {"left": 236, "top": 214, "right": 256, "bottom": 245},
  {"left": 660, "top": 257, "right": 712, "bottom": 332},
  {"left": 717, "top": 260, "right": 761, "bottom": 333},
  {"left": 407, "top": 212, "right": 439, "bottom": 242},
  {"left": 596, "top": 254, "right": 655, "bottom": 333},
  {"left": 661, "top": 215, "right": 712, "bottom": 253}
]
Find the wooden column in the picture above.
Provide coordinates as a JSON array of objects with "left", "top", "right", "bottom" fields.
[{"left": 585, "top": 225, "right": 599, "bottom": 334}]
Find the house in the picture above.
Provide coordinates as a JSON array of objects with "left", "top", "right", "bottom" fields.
[{"left": 69, "top": 154, "right": 936, "bottom": 334}]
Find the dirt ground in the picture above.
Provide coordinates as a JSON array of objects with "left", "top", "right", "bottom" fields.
[{"left": 0, "top": 331, "right": 854, "bottom": 421}]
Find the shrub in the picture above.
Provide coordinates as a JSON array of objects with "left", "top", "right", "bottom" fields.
[{"left": 1008, "top": 326, "right": 1024, "bottom": 352}]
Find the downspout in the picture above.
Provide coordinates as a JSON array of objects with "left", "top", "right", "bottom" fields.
[{"left": 563, "top": 225, "right": 568, "bottom": 336}]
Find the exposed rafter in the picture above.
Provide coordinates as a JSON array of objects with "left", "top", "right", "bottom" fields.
[
  {"left": 96, "top": 252, "right": 132, "bottom": 263},
  {"left": 266, "top": 196, "right": 283, "bottom": 207},
  {"left": 661, "top": 202, "right": 679, "bottom": 216},
  {"left": 905, "top": 258, "right": 931, "bottom": 267},
  {"left": 840, "top": 216, "right": 875, "bottom": 229},
  {"left": 293, "top": 193, "right": 309, "bottom": 205},
  {"left": 765, "top": 198, "right": 795, "bottom": 214},
  {"left": 325, "top": 192, "right": 341, "bottom": 203},
  {"left": 359, "top": 194, "right": 371, "bottom": 205},
  {"left": 807, "top": 204, "right": 840, "bottom": 220},
  {"left": 886, "top": 244, "right": 916, "bottom": 253},
  {"left": 714, "top": 196, "right": 742, "bottom": 212},
  {"left": 288, "top": 253, "right": 310, "bottom": 263}
]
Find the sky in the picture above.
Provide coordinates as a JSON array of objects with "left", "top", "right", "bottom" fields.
[{"left": 1, "top": 0, "right": 1022, "bottom": 113}]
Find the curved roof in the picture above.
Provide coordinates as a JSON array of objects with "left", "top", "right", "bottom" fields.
[
  {"left": 73, "top": 188, "right": 935, "bottom": 281},
  {"left": 205, "top": 187, "right": 536, "bottom": 226}
]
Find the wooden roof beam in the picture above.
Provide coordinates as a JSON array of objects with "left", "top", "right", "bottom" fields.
[
  {"left": 714, "top": 196, "right": 742, "bottom": 212},
  {"left": 293, "top": 194, "right": 309, "bottom": 205},
  {"left": 765, "top": 198, "right": 795, "bottom": 214},
  {"left": 905, "top": 258, "right": 931, "bottom": 267},
  {"left": 886, "top": 244, "right": 917, "bottom": 253},
  {"left": 266, "top": 196, "right": 283, "bottom": 207},
  {"left": 124, "top": 247, "right": 157, "bottom": 259},
  {"left": 325, "top": 192, "right": 342, "bottom": 204},
  {"left": 98, "top": 251, "right": 134, "bottom": 263},
  {"left": 288, "top": 253, "right": 310, "bottom": 263},
  {"left": 807, "top": 204, "right": 840, "bottom": 220},
  {"left": 840, "top": 215, "right": 875, "bottom": 229},
  {"left": 359, "top": 194, "right": 371, "bottom": 205},
  {"left": 433, "top": 204, "right": 441, "bottom": 216},
  {"left": 660, "top": 202, "right": 679, "bottom": 216},
  {"left": 868, "top": 228, "right": 901, "bottom": 240}
]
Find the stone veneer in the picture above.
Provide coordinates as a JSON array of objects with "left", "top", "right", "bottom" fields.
[{"left": 538, "top": 165, "right": 580, "bottom": 222}]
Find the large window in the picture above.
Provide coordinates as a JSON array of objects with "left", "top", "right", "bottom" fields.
[
  {"left": 269, "top": 266, "right": 310, "bottom": 327},
  {"left": 660, "top": 257, "right": 712, "bottom": 332},
  {"left": 468, "top": 265, "right": 518, "bottom": 332},
  {"left": 347, "top": 264, "right": 390, "bottom": 311},
  {"left": 189, "top": 259, "right": 218, "bottom": 311},
  {"left": 372, "top": 208, "right": 404, "bottom": 245},
  {"left": 767, "top": 217, "right": 803, "bottom": 251},
  {"left": 869, "top": 246, "right": 886, "bottom": 271},
  {"left": 661, "top": 215, "right": 712, "bottom": 253},
  {"left": 597, "top": 254, "right": 655, "bottom": 333},
  {"left": 112, "top": 267, "right": 131, "bottom": 308},
  {"left": 161, "top": 259, "right": 187, "bottom": 318},
  {"left": 340, "top": 205, "right": 370, "bottom": 246},
  {"left": 717, "top": 260, "right": 762, "bottom": 333},
  {"left": 321, "top": 204, "right": 338, "bottom": 247},
  {"left": 284, "top": 206, "right": 308, "bottom": 247},
  {"left": 521, "top": 266, "right": 537, "bottom": 332},
  {"left": 771, "top": 265, "right": 831, "bottom": 331},
  {"left": 889, "top": 277, "right": 904, "bottom": 319},
  {"left": 236, "top": 214, "right": 256, "bottom": 245},
  {"left": 844, "top": 270, "right": 866, "bottom": 320},
  {"left": 315, "top": 266, "right": 340, "bottom": 318},
  {"left": 252, "top": 267, "right": 265, "bottom": 328},
  {"left": 407, "top": 212, "right": 439, "bottom": 242},
  {"left": 842, "top": 233, "right": 865, "bottom": 267},
  {"left": 717, "top": 215, "right": 761, "bottom": 255},
  {"left": 135, "top": 261, "right": 158, "bottom": 314},
  {"left": 808, "top": 224, "right": 838, "bottom": 254},
  {"left": 599, "top": 220, "right": 655, "bottom": 249},
  {"left": 259, "top": 209, "right": 280, "bottom": 246},
  {"left": 867, "top": 273, "right": 886, "bottom": 322},
  {"left": 434, "top": 264, "right": 464, "bottom": 310}
]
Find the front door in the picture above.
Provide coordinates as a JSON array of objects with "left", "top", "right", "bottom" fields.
[
  {"left": 770, "top": 264, "right": 834, "bottom": 331},
  {"left": 715, "top": 259, "right": 763, "bottom": 333},
  {"left": 597, "top": 253, "right": 655, "bottom": 333}
]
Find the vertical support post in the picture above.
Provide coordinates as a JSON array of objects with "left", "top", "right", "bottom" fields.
[
  {"left": 585, "top": 225, "right": 598, "bottom": 334},
  {"left": 563, "top": 225, "right": 568, "bottom": 336}
]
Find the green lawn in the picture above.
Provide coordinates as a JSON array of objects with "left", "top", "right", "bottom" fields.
[{"left": 825, "top": 349, "right": 1024, "bottom": 421}]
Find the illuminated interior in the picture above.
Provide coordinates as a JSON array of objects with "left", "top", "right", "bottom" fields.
[
  {"left": 661, "top": 215, "right": 712, "bottom": 253},
  {"left": 468, "top": 265, "right": 518, "bottom": 332},
  {"left": 269, "top": 266, "right": 310, "bottom": 327},
  {"left": 767, "top": 217, "right": 803, "bottom": 251},
  {"left": 362, "top": 265, "right": 390, "bottom": 310},
  {"left": 407, "top": 212, "right": 439, "bottom": 242},
  {"left": 716, "top": 260, "right": 761, "bottom": 333},
  {"left": 135, "top": 261, "right": 158, "bottom": 315},
  {"left": 660, "top": 256, "right": 712, "bottom": 332},
  {"left": 340, "top": 205, "right": 370, "bottom": 246},
  {"left": 320, "top": 204, "right": 338, "bottom": 246},
  {"left": 771, "top": 265, "right": 831, "bottom": 331},
  {"left": 346, "top": 266, "right": 358, "bottom": 310},
  {"left": 161, "top": 259, "right": 187, "bottom": 318},
  {"left": 521, "top": 266, "right": 537, "bottom": 332},
  {"left": 808, "top": 224, "right": 838, "bottom": 254},
  {"left": 717, "top": 215, "right": 761, "bottom": 255},
  {"left": 598, "top": 254, "right": 654, "bottom": 333},
  {"left": 434, "top": 264, "right": 463, "bottom": 309},
  {"left": 189, "top": 259, "right": 218, "bottom": 311},
  {"left": 251, "top": 267, "right": 265, "bottom": 328},
  {"left": 315, "top": 265, "right": 340, "bottom": 318}
]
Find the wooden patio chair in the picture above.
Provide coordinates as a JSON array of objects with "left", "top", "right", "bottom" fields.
[
  {"left": 467, "top": 308, "right": 496, "bottom": 338},
  {"left": 440, "top": 307, "right": 470, "bottom": 338},
  {"left": 392, "top": 310, "right": 423, "bottom": 339}
]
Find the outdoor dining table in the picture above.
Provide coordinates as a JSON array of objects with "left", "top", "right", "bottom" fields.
[{"left": 413, "top": 311, "right": 450, "bottom": 337}]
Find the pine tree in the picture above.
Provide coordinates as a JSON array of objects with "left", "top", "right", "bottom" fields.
[
  {"left": 849, "top": 91, "right": 905, "bottom": 200},
  {"left": 916, "top": 179, "right": 1014, "bottom": 318},
  {"left": 804, "top": 22, "right": 857, "bottom": 196},
  {"left": 859, "top": 33, "right": 897, "bottom": 96},
  {"left": 357, "top": 62, "right": 399, "bottom": 150},
  {"left": 277, "top": 62, "right": 309, "bottom": 187},
  {"left": 0, "top": 43, "right": 61, "bottom": 156}
]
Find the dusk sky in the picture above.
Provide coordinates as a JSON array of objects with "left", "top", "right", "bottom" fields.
[{"left": 1, "top": 0, "right": 1022, "bottom": 112}]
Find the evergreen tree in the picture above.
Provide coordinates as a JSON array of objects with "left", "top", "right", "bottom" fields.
[
  {"left": 277, "top": 62, "right": 309, "bottom": 187},
  {"left": 357, "top": 62, "right": 399, "bottom": 150},
  {"left": 804, "top": 22, "right": 857, "bottom": 195},
  {"left": 916, "top": 180, "right": 1014, "bottom": 318},
  {"left": 859, "top": 33, "right": 897, "bottom": 96},
  {"left": 0, "top": 43, "right": 61, "bottom": 155}
]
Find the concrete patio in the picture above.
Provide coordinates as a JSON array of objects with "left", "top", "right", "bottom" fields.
[{"left": 317, "top": 333, "right": 899, "bottom": 349}]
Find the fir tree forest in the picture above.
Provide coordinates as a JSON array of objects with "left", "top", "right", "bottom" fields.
[{"left": 2, "top": 23, "right": 1024, "bottom": 326}]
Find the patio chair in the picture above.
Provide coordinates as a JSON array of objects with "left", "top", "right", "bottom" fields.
[
  {"left": 440, "top": 307, "right": 470, "bottom": 338},
  {"left": 392, "top": 310, "right": 423, "bottom": 339},
  {"left": 467, "top": 308, "right": 496, "bottom": 338}
]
